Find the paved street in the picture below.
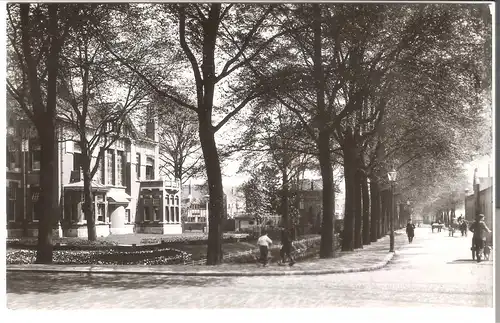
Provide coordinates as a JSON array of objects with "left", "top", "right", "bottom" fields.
[{"left": 7, "top": 227, "right": 492, "bottom": 309}]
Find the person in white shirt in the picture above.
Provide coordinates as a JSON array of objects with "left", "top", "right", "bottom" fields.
[{"left": 257, "top": 232, "right": 273, "bottom": 266}]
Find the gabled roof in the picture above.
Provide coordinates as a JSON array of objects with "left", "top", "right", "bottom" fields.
[{"left": 55, "top": 100, "right": 150, "bottom": 142}]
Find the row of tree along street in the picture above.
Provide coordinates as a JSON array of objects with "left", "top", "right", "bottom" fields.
[{"left": 7, "top": 3, "right": 491, "bottom": 264}]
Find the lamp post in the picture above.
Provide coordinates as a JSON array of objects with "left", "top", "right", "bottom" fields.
[
  {"left": 406, "top": 200, "right": 411, "bottom": 225},
  {"left": 204, "top": 194, "right": 210, "bottom": 234},
  {"left": 387, "top": 168, "right": 397, "bottom": 252}
]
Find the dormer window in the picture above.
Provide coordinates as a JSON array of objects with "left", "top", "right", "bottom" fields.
[{"left": 104, "top": 121, "right": 117, "bottom": 133}]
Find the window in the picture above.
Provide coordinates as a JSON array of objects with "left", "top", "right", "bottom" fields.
[
  {"left": 175, "top": 207, "right": 179, "bottom": 223},
  {"left": 145, "top": 157, "right": 154, "bottom": 180},
  {"left": 7, "top": 182, "right": 18, "bottom": 222},
  {"left": 136, "top": 153, "right": 141, "bottom": 180},
  {"left": 106, "top": 150, "right": 115, "bottom": 185},
  {"left": 7, "top": 150, "right": 19, "bottom": 171},
  {"left": 153, "top": 207, "right": 160, "bottom": 221},
  {"left": 73, "top": 152, "right": 83, "bottom": 172},
  {"left": 31, "top": 150, "right": 41, "bottom": 171},
  {"left": 105, "top": 121, "right": 116, "bottom": 133},
  {"left": 175, "top": 196, "right": 179, "bottom": 205},
  {"left": 74, "top": 142, "right": 82, "bottom": 153},
  {"left": 126, "top": 209, "right": 131, "bottom": 223},
  {"left": 116, "top": 151, "right": 124, "bottom": 186},
  {"left": 97, "top": 204, "right": 105, "bottom": 222},
  {"left": 165, "top": 206, "right": 170, "bottom": 222},
  {"left": 144, "top": 206, "right": 150, "bottom": 221}
]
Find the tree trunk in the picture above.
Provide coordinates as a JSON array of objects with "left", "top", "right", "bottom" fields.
[
  {"left": 380, "top": 189, "right": 387, "bottom": 238},
  {"left": 342, "top": 131, "right": 356, "bottom": 251},
  {"left": 362, "top": 174, "right": 370, "bottom": 245},
  {"left": 370, "top": 178, "right": 380, "bottom": 242},
  {"left": 199, "top": 119, "right": 224, "bottom": 265},
  {"left": 312, "top": 4, "right": 334, "bottom": 258},
  {"left": 33, "top": 4, "right": 64, "bottom": 264},
  {"left": 354, "top": 167, "right": 363, "bottom": 249},
  {"left": 318, "top": 130, "right": 334, "bottom": 258},
  {"left": 281, "top": 167, "right": 289, "bottom": 231},
  {"left": 83, "top": 159, "right": 97, "bottom": 241},
  {"left": 399, "top": 204, "right": 405, "bottom": 229},
  {"left": 35, "top": 128, "right": 56, "bottom": 263}
]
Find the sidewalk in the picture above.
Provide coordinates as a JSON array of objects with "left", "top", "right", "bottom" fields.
[{"left": 7, "top": 230, "right": 408, "bottom": 277}]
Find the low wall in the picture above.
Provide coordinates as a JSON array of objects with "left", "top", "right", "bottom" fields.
[
  {"left": 64, "top": 223, "right": 110, "bottom": 238},
  {"left": 136, "top": 223, "right": 182, "bottom": 235},
  {"left": 110, "top": 224, "right": 134, "bottom": 235},
  {"left": 7, "top": 223, "right": 63, "bottom": 238}
]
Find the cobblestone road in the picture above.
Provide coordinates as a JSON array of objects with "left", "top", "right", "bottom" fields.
[{"left": 7, "top": 227, "right": 492, "bottom": 309}]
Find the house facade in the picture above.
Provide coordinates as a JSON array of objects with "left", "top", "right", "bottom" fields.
[
  {"left": 464, "top": 177, "right": 493, "bottom": 229},
  {"left": 6, "top": 104, "right": 182, "bottom": 238}
]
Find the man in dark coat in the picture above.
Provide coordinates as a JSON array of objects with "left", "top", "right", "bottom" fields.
[
  {"left": 406, "top": 219, "right": 416, "bottom": 243},
  {"left": 279, "top": 227, "right": 295, "bottom": 266}
]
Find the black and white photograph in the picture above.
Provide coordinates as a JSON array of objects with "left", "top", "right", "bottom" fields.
[{"left": 3, "top": 1, "right": 494, "bottom": 315}]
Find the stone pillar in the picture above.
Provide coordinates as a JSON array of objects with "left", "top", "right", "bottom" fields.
[
  {"left": 166, "top": 194, "right": 170, "bottom": 222},
  {"left": 110, "top": 205, "right": 126, "bottom": 234}
]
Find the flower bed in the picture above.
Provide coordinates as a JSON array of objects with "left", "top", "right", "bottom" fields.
[
  {"left": 6, "top": 247, "right": 192, "bottom": 265},
  {"left": 7, "top": 233, "right": 251, "bottom": 251},
  {"left": 140, "top": 232, "right": 250, "bottom": 245}
]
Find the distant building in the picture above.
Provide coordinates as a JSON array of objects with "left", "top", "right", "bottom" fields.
[
  {"left": 295, "top": 178, "right": 344, "bottom": 227},
  {"left": 225, "top": 185, "right": 246, "bottom": 219},
  {"left": 180, "top": 182, "right": 228, "bottom": 231}
]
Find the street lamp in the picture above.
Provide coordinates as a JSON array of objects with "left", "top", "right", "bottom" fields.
[
  {"left": 387, "top": 168, "right": 397, "bottom": 252},
  {"left": 204, "top": 194, "right": 210, "bottom": 234},
  {"left": 406, "top": 199, "right": 411, "bottom": 225}
]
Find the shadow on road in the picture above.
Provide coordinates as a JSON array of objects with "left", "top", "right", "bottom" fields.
[
  {"left": 7, "top": 272, "right": 230, "bottom": 295},
  {"left": 447, "top": 259, "right": 493, "bottom": 265}
]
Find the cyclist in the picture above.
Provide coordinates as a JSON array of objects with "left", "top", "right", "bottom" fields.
[{"left": 469, "top": 214, "right": 492, "bottom": 262}]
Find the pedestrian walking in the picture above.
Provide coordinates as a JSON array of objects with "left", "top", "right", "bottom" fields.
[
  {"left": 469, "top": 214, "right": 492, "bottom": 262},
  {"left": 460, "top": 219, "right": 468, "bottom": 237},
  {"left": 279, "top": 227, "right": 295, "bottom": 266},
  {"left": 406, "top": 219, "right": 415, "bottom": 243},
  {"left": 257, "top": 231, "right": 273, "bottom": 266}
]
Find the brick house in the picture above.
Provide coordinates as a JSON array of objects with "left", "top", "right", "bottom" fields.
[{"left": 6, "top": 103, "right": 182, "bottom": 238}]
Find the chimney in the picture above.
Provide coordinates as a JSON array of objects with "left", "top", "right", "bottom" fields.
[{"left": 145, "top": 105, "right": 158, "bottom": 141}]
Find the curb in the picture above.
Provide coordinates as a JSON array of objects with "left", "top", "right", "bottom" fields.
[{"left": 6, "top": 251, "right": 396, "bottom": 277}]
